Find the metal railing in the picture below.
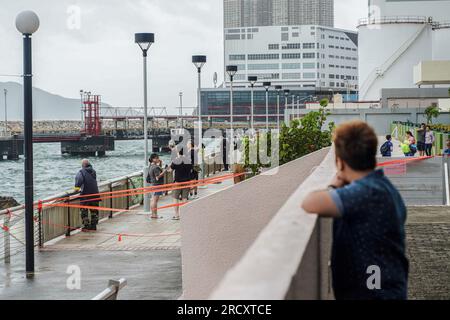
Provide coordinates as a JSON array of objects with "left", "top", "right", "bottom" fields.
[
  {"left": 358, "top": 16, "right": 429, "bottom": 27},
  {"left": 92, "top": 279, "right": 127, "bottom": 300}
]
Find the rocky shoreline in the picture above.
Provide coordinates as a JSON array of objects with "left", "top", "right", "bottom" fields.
[{"left": 0, "top": 196, "right": 20, "bottom": 210}]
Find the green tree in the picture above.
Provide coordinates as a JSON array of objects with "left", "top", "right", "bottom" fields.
[
  {"left": 424, "top": 104, "right": 440, "bottom": 124},
  {"left": 279, "top": 99, "right": 334, "bottom": 165}
]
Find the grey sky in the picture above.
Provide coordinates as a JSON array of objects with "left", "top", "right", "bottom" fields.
[{"left": 0, "top": 0, "right": 367, "bottom": 114}]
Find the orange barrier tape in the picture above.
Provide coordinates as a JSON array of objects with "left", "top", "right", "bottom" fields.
[
  {"left": 42, "top": 172, "right": 239, "bottom": 204},
  {"left": 377, "top": 156, "right": 433, "bottom": 168},
  {"left": 45, "top": 201, "right": 189, "bottom": 213},
  {"left": 76, "top": 173, "right": 242, "bottom": 204}
]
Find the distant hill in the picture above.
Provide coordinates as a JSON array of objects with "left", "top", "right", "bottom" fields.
[{"left": 0, "top": 82, "right": 111, "bottom": 120}]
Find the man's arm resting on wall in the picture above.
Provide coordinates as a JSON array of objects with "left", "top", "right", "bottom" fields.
[{"left": 302, "top": 190, "right": 341, "bottom": 218}]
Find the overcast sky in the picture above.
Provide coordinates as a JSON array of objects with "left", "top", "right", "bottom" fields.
[{"left": 0, "top": 0, "right": 367, "bottom": 114}]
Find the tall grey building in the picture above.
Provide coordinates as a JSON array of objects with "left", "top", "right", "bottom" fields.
[{"left": 224, "top": 0, "right": 334, "bottom": 28}]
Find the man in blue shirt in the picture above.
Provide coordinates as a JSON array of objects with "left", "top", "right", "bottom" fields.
[
  {"left": 380, "top": 135, "right": 393, "bottom": 157},
  {"left": 302, "top": 121, "right": 409, "bottom": 300}
]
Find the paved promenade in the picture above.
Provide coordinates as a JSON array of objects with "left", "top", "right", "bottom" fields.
[
  {"left": 406, "top": 206, "right": 450, "bottom": 300},
  {"left": 0, "top": 173, "right": 234, "bottom": 300}
]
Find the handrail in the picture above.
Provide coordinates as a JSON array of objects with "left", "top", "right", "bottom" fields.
[
  {"left": 210, "top": 148, "right": 335, "bottom": 300},
  {"left": 92, "top": 278, "right": 127, "bottom": 300},
  {"left": 358, "top": 16, "right": 429, "bottom": 27},
  {"left": 0, "top": 171, "right": 143, "bottom": 217}
]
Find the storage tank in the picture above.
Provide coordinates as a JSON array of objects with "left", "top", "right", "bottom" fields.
[
  {"left": 358, "top": 20, "right": 433, "bottom": 101},
  {"left": 358, "top": 0, "right": 450, "bottom": 101},
  {"left": 432, "top": 25, "right": 450, "bottom": 60}
]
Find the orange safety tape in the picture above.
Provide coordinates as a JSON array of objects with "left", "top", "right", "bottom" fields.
[
  {"left": 76, "top": 173, "right": 242, "bottom": 204},
  {"left": 42, "top": 172, "right": 239, "bottom": 204},
  {"left": 45, "top": 201, "right": 189, "bottom": 213},
  {"left": 43, "top": 173, "right": 244, "bottom": 207},
  {"left": 377, "top": 156, "right": 433, "bottom": 168}
]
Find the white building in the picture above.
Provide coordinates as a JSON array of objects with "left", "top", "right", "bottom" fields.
[
  {"left": 359, "top": 0, "right": 450, "bottom": 101},
  {"left": 224, "top": 25, "right": 358, "bottom": 90}
]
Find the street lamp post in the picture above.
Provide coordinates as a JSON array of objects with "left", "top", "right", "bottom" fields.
[
  {"left": 226, "top": 66, "right": 238, "bottom": 133},
  {"left": 192, "top": 55, "right": 207, "bottom": 181},
  {"left": 3, "top": 89, "right": 7, "bottom": 136},
  {"left": 263, "top": 82, "right": 271, "bottom": 131},
  {"left": 297, "top": 95, "right": 300, "bottom": 117},
  {"left": 284, "top": 89, "right": 290, "bottom": 124},
  {"left": 248, "top": 76, "right": 257, "bottom": 130},
  {"left": 179, "top": 92, "right": 183, "bottom": 128},
  {"left": 16, "top": 10, "right": 39, "bottom": 276},
  {"left": 135, "top": 32, "right": 155, "bottom": 213},
  {"left": 275, "top": 86, "right": 282, "bottom": 131}
]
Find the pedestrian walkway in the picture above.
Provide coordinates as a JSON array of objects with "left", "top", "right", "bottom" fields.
[{"left": 0, "top": 172, "right": 235, "bottom": 300}]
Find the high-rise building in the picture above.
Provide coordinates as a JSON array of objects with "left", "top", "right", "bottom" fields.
[{"left": 224, "top": 0, "right": 334, "bottom": 28}]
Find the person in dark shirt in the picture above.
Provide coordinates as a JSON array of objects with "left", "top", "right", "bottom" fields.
[
  {"left": 74, "top": 159, "right": 100, "bottom": 231},
  {"left": 169, "top": 147, "right": 193, "bottom": 220},
  {"left": 380, "top": 135, "right": 393, "bottom": 157},
  {"left": 189, "top": 141, "right": 200, "bottom": 199},
  {"left": 302, "top": 120, "right": 409, "bottom": 300},
  {"left": 147, "top": 154, "right": 166, "bottom": 219}
]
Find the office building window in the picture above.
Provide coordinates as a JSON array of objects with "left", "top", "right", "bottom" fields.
[
  {"left": 268, "top": 44, "right": 279, "bottom": 50},
  {"left": 248, "top": 54, "right": 279, "bottom": 60},
  {"left": 225, "top": 34, "right": 241, "bottom": 40},
  {"left": 229, "top": 54, "right": 245, "bottom": 61},
  {"left": 303, "top": 72, "right": 316, "bottom": 79},
  {"left": 282, "top": 73, "right": 302, "bottom": 79},
  {"left": 248, "top": 63, "right": 279, "bottom": 70},
  {"left": 281, "top": 33, "right": 289, "bottom": 41},
  {"left": 303, "top": 43, "right": 315, "bottom": 49},
  {"left": 303, "top": 62, "right": 315, "bottom": 69},
  {"left": 282, "top": 53, "right": 302, "bottom": 59},
  {"left": 303, "top": 53, "right": 315, "bottom": 59},
  {"left": 282, "top": 43, "right": 301, "bottom": 49},
  {"left": 282, "top": 63, "right": 301, "bottom": 69}
]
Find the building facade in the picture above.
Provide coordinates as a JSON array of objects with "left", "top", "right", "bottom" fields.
[
  {"left": 224, "top": 25, "right": 359, "bottom": 90},
  {"left": 224, "top": 0, "right": 334, "bottom": 28},
  {"left": 359, "top": 0, "right": 450, "bottom": 101}
]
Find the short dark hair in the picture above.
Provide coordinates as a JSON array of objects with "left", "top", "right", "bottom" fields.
[
  {"left": 386, "top": 135, "right": 392, "bottom": 141},
  {"left": 406, "top": 131, "right": 413, "bottom": 137},
  {"left": 333, "top": 120, "right": 378, "bottom": 171},
  {"left": 149, "top": 153, "right": 159, "bottom": 162}
]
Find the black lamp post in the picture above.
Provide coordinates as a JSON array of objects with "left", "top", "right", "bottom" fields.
[
  {"left": 263, "top": 82, "right": 271, "bottom": 131},
  {"left": 284, "top": 89, "right": 290, "bottom": 125},
  {"left": 226, "top": 65, "right": 238, "bottom": 132},
  {"left": 15, "top": 10, "right": 40, "bottom": 276},
  {"left": 135, "top": 33, "right": 154, "bottom": 213},
  {"left": 275, "top": 85, "right": 282, "bottom": 131},
  {"left": 248, "top": 76, "right": 257, "bottom": 130},
  {"left": 192, "top": 55, "right": 207, "bottom": 180}
]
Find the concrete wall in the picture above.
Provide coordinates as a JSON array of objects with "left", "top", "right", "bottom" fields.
[
  {"left": 290, "top": 108, "right": 450, "bottom": 135},
  {"left": 210, "top": 148, "right": 336, "bottom": 300},
  {"left": 180, "top": 148, "right": 330, "bottom": 299}
]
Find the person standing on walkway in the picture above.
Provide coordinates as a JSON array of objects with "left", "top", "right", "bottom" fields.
[
  {"left": 74, "top": 159, "right": 100, "bottom": 231},
  {"left": 380, "top": 135, "right": 393, "bottom": 157},
  {"left": 424, "top": 125, "right": 435, "bottom": 157},
  {"left": 401, "top": 131, "right": 416, "bottom": 157},
  {"left": 188, "top": 141, "right": 200, "bottom": 199},
  {"left": 417, "top": 123, "right": 426, "bottom": 157},
  {"left": 168, "top": 147, "right": 193, "bottom": 220},
  {"left": 302, "top": 120, "right": 409, "bottom": 300},
  {"left": 147, "top": 154, "right": 166, "bottom": 220}
]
